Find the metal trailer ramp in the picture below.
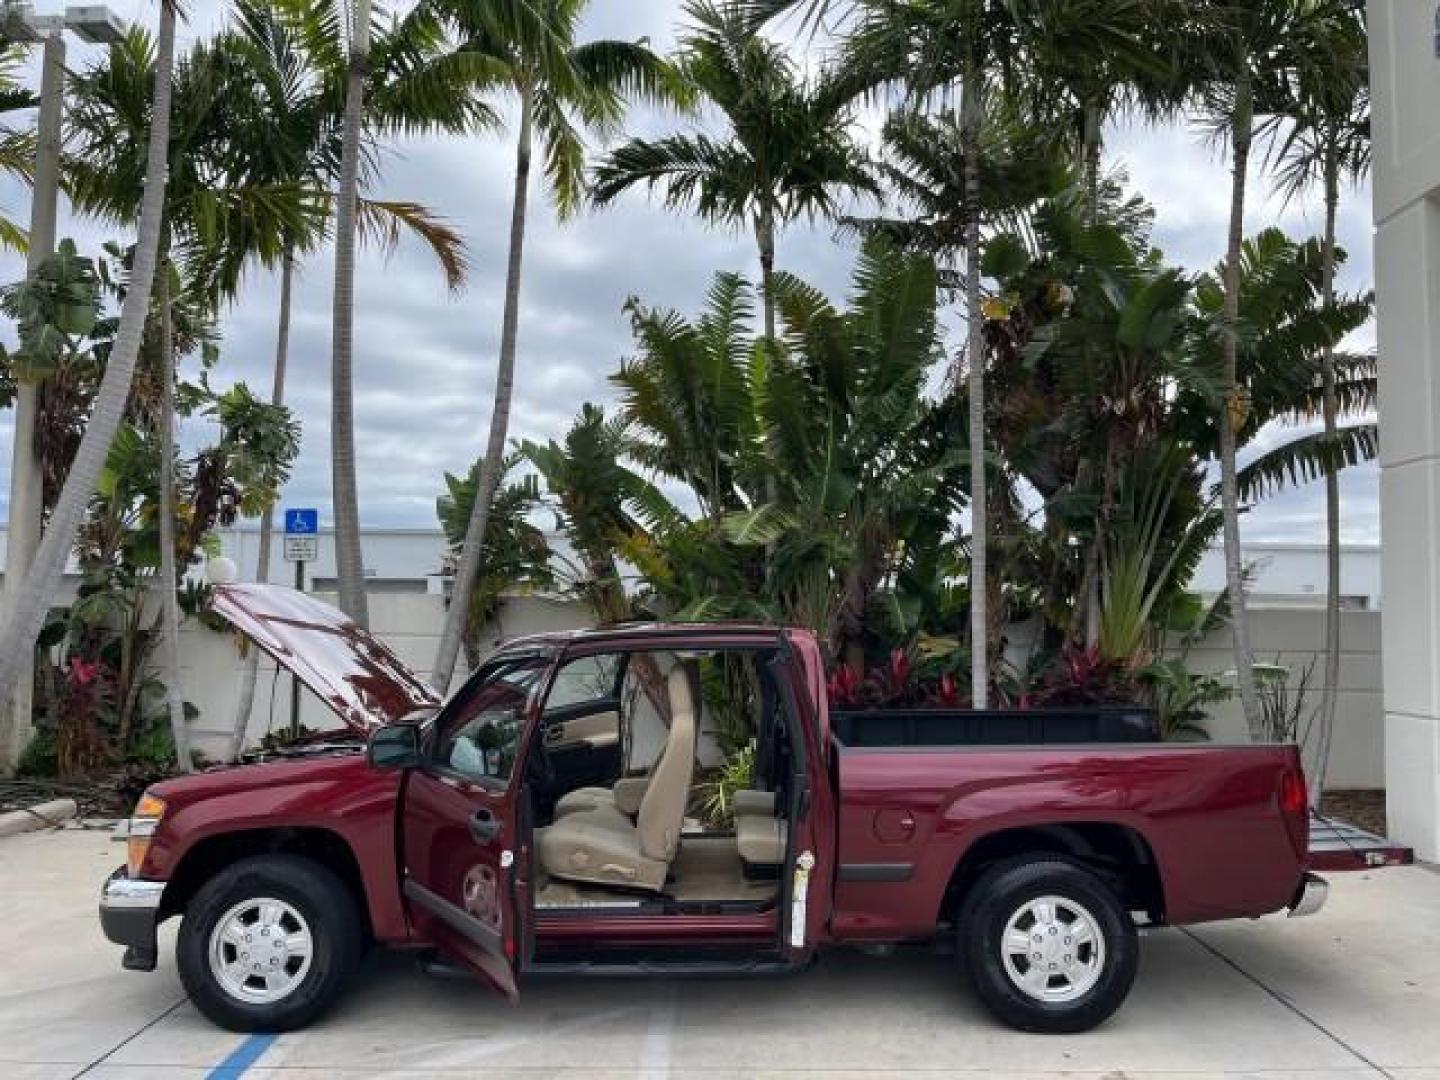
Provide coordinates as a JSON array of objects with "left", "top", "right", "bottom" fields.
[{"left": 1308, "top": 812, "right": 1414, "bottom": 871}]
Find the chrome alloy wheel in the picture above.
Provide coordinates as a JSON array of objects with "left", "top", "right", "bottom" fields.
[
  {"left": 999, "top": 895, "right": 1106, "bottom": 1003},
  {"left": 208, "top": 897, "right": 314, "bottom": 1005}
]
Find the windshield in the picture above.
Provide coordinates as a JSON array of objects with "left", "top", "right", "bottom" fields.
[{"left": 431, "top": 651, "right": 552, "bottom": 785}]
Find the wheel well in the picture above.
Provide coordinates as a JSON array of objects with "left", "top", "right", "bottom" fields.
[
  {"left": 159, "top": 827, "right": 372, "bottom": 938},
  {"left": 938, "top": 823, "right": 1165, "bottom": 925}
]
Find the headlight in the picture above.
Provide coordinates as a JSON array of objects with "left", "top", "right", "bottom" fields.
[{"left": 126, "top": 792, "right": 166, "bottom": 877}]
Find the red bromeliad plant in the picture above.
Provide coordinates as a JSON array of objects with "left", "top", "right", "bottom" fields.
[
  {"left": 54, "top": 654, "right": 117, "bottom": 777},
  {"left": 827, "top": 644, "right": 1140, "bottom": 712},
  {"left": 1027, "top": 644, "right": 1138, "bottom": 707},
  {"left": 827, "top": 649, "right": 967, "bottom": 710}
]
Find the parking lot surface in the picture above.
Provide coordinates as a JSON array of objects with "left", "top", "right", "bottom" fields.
[{"left": 4, "top": 827, "right": 1439, "bottom": 1079}]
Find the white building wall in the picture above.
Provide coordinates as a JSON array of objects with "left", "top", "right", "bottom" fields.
[
  {"left": 1190, "top": 544, "right": 1381, "bottom": 610},
  {"left": 1369, "top": 1, "right": 1440, "bottom": 858}
]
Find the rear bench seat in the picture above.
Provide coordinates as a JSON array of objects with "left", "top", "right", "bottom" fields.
[{"left": 733, "top": 790, "right": 787, "bottom": 870}]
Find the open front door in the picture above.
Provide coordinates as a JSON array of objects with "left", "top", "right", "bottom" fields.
[{"left": 400, "top": 651, "right": 552, "bottom": 999}]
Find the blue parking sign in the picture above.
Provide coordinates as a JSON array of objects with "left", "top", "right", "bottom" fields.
[{"left": 284, "top": 508, "right": 319, "bottom": 535}]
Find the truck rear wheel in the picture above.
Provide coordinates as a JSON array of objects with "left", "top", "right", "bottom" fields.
[
  {"left": 176, "top": 854, "right": 362, "bottom": 1032},
  {"left": 957, "top": 857, "right": 1138, "bottom": 1033}
]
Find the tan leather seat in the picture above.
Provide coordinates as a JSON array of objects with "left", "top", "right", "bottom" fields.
[
  {"left": 537, "top": 664, "right": 697, "bottom": 892},
  {"left": 554, "top": 775, "right": 650, "bottom": 819},
  {"left": 733, "top": 789, "right": 788, "bottom": 866}
]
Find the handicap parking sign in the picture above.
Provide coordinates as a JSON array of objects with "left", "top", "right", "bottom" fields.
[{"left": 284, "top": 508, "right": 318, "bottom": 535}]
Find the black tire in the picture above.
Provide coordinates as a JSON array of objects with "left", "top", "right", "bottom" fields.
[
  {"left": 176, "top": 854, "right": 362, "bottom": 1032},
  {"left": 957, "top": 856, "right": 1138, "bottom": 1034}
]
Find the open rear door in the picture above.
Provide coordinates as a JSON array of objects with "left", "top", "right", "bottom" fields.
[{"left": 772, "top": 631, "right": 836, "bottom": 962}]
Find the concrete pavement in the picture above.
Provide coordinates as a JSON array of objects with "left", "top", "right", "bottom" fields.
[{"left": 3, "top": 827, "right": 1438, "bottom": 1079}]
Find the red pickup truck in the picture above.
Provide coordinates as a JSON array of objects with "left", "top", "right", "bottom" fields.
[{"left": 101, "top": 583, "right": 1333, "bottom": 1035}]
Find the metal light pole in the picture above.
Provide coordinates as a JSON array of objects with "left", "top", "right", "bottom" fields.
[{"left": 0, "top": 2, "right": 124, "bottom": 771}]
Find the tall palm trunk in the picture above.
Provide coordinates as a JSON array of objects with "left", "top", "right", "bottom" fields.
[
  {"left": 1082, "top": 98, "right": 1102, "bottom": 225},
  {"left": 1077, "top": 96, "right": 1104, "bottom": 647},
  {"left": 1312, "top": 147, "right": 1342, "bottom": 797},
  {"left": 756, "top": 204, "right": 777, "bottom": 341},
  {"left": 0, "top": 0, "right": 177, "bottom": 711},
  {"left": 330, "top": 0, "right": 372, "bottom": 627},
  {"left": 430, "top": 85, "right": 534, "bottom": 694},
  {"left": 155, "top": 253, "right": 192, "bottom": 772},
  {"left": 1220, "top": 67, "right": 1261, "bottom": 734},
  {"left": 756, "top": 202, "right": 779, "bottom": 556},
  {"left": 961, "top": 62, "right": 987, "bottom": 709},
  {"left": 229, "top": 245, "right": 295, "bottom": 761}
]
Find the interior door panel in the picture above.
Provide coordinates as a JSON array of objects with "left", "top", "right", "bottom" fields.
[
  {"left": 540, "top": 700, "right": 624, "bottom": 799},
  {"left": 401, "top": 768, "right": 522, "bottom": 999}
]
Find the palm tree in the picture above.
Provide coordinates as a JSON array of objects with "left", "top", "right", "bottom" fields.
[
  {"left": 1017, "top": 0, "right": 1185, "bottom": 221},
  {"left": 425, "top": 0, "right": 681, "bottom": 694},
  {"left": 0, "top": 42, "right": 36, "bottom": 252},
  {"left": 1267, "top": 0, "right": 1369, "bottom": 791},
  {"left": 222, "top": 0, "right": 484, "bottom": 758},
  {"left": 591, "top": 0, "right": 873, "bottom": 341},
  {"left": 1186, "top": 0, "right": 1329, "bottom": 736},
  {"left": 833, "top": 0, "right": 1035, "bottom": 705},
  {"left": 1011, "top": 0, "right": 1194, "bottom": 644},
  {"left": 330, "top": 0, "right": 373, "bottom": 625},
  {"left": 435, "top": 456, "right": 553, "bottom": 669},
  {"left": 66, "top": 24, "right": 326, "bottom": 771},
  {"left": 0, "top": 0, "right": 179, "bottom": 726},
  {"left": 521, "top": 405, "right": 662, "bottom": 624}
]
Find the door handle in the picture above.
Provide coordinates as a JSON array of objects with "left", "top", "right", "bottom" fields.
[
  {"left": 543, "top": 725, "right": 565, "bottom": 746},
  {"left": 469, "top": 808, "right": 501, "bottom": 844}
]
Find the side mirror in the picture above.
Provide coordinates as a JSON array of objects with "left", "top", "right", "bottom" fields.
[{"left": 368, "top": 722, "right": 420, "bottom": 771}]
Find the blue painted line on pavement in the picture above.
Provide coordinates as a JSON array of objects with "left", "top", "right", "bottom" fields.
[{"left": 206, "top": 1031, "right": 278, "bottom": 1079}]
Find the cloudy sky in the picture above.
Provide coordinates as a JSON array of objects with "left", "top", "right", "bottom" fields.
[{"left": 0, "top": 0, "right": 1381, "bottom": 545}]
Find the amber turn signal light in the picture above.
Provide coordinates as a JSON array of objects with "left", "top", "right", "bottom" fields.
[{"left": 126, "top": 792, "right": 167, "bottom": 877}]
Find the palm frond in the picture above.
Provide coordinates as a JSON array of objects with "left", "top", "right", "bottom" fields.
[{"left": 1238, "top": 422, "right": 1378, "bottom": 501}]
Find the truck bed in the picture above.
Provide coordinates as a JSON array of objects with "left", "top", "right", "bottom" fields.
[{"left": 828, "top": 740, "right": 1309, "bottom": 940}]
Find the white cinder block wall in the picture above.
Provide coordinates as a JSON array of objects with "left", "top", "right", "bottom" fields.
[{"left": 172, "top": 591, "right": 1384, "bottom": 790}]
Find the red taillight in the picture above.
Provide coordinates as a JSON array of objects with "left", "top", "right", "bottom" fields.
[{"left": 1280, "top": 770, "right": 1308, "bottom": 815}]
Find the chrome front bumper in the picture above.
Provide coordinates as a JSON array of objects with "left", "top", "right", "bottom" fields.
[
  {"left": 1288, "top": 872, "right": 1328, "bottom": 918},
  {"left": 99, "top": 867, "right": 165, "bottom": 970}
]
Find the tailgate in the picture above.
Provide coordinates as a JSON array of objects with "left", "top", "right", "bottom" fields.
[{"left": 1308, "top": 812, "right": 1414, "bottom": 871}]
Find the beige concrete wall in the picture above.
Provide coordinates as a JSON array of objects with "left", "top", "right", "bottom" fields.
[
  {"left": 1182, "top": 609, "right": 1383, "bottom": 790},
  {"left": 172, "top": 591, "right": 1383, "bottom": 789}
]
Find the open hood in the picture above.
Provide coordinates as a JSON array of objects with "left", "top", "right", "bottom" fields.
[{"left": 211, "top": 583, "right": 442, "bottom": 733}]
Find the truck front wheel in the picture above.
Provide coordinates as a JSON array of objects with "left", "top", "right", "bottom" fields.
[
  {"left": 176, "top": 853, "right": 362, "bottom": 1032},
  {"left": 957, "top": 857, "right": 1138, "bottom": 1033}
]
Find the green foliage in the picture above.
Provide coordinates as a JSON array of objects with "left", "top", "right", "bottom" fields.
[
  {"left": 437, "top": 455, "right": 555, "bottom": 667},
  {"left": 592, "top": 238, "right": 964, "bottom": 661},
  {"left": 436, "top": 0, "right": 687, "bottom": 219},
  {"left": 520, "top": 404, "right": 674, "bottom": 622},
  {"left": 697, "top": 742, "right": 756, "bottom": 829},
  {"left": 1140, "top": 659, "right": 1226, "bottom": 741},
  {"left": 1098, "top": 447, "right": 1217, "bottom": 663},
  {"left": 1, "top": 241, "right": 102, "bottom": 383},
  {"left": 1254, "top": 659, "right": 1316, "bottom": 745},
  {"left": 592, "top": 0, "right": 874, "bottom": 234},
  {"left": 4, "top": 241, "right": 299, "bottom": 778}
]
